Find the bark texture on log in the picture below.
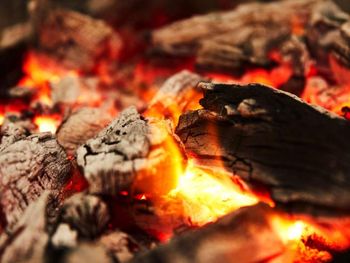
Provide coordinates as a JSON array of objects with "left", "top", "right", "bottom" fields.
[
  {"left": 57, "top": 107, "right": 112, "bottom": 156},
  {"left": 130, "top": 204, "right": 284, "bottom": 263},
  {"left": 0, "top": 192, "right": 56, "bottom": 263},
  {"left": 77, "top": 106, "right": 183, "bottom": 196},
  {"left": 0, "top": 132, "right": 71, "bottom": 227},
  {"left": 176, "top": 82, "right": 350, "bottom": 215},
  {"left": 38, "top": 8, "right": 121, "bottom": 71}
]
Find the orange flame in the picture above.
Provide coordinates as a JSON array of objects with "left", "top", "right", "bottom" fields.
[
  {"left": 0, "top": 114, "right": 4, "bottom": 126},
  {"left": 18, "top": 51, "right": 79, "bottom": 106},
  {"left": 34, "top": 115, "right": 61, "bottom": 134},
  {"left": 167, "top": 161, "right": 258, "bottom": 226}
]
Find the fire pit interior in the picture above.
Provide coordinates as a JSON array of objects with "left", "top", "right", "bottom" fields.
[{"left": 1, "top": 0, "right": 350, "bottom": 262}]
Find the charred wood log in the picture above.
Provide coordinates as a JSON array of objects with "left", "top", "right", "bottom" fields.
[
  {"left": 60, "top": 193, "right": 110, "bottom": 239},
  {"left": 57, "top": 107, "right": 112, "bottom": 156},
  {"left": 0, "top": 191, "right": 57, "bottom": 263},
  {"left": 37, "top": 8, "right": 121, "bottom": 72},
  {"left": 0, "top": 132, "right": 71, "bottom": 227},
  {"left": 130, "top": 204, "right": 284, "bottom": 263},
  {"left": 176, "top": 82, "right": 350, "bottom": 216},
  {"left": 77, "top": 106, "right": 184, "bottom": 196},
  {"left": 151, "top": 0, "right": 318, "bottom": 76}
]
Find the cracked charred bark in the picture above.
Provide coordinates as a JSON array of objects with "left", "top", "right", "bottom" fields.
[
  {"left": 0, "top": 132, "right": 71, "bottom": 228},
  {"left": 77, "top": 106, "right": 184, "bottom": 196},
  {"left": 176, "top": 82, "right": 350, "bottom": 215}
]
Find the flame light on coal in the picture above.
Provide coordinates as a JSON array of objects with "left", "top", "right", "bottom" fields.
[{"left": 1, "top": 0, "right": 350, "bottom": 263}]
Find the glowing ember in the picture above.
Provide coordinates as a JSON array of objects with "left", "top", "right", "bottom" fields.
[
  {"left": 167, "top": 162, "right": 258, "bottom": 226},
  {"left": 271, "top": 217, "right": 306, "bottom": 244},
  {"left": 34, "top": 115, "right": 61, "bottom": 134},
  {"left": 0, "top": 114, "right": 4, "bottom": 126},
  {"left": 18, "top": 51, "right": 79, "bottom": 106}
]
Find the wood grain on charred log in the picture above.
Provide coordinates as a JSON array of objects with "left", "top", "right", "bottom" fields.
[
  {"left": 77, "top": 106, "right": 184, "bottom": 196},
  {"left": 130, "top": 204, "right": 284, "bottom": 263},
  {"left": 176, "top": 82, "right": 350, "bottom": 215},
  {"left": 0, "top": 132, "right": 71, "bottom": 227}
]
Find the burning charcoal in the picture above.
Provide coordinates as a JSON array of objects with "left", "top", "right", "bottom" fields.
[
  {"left": 130, "top": 204, "right": 284, "bottom": 263},
  {"left": 60, "top": 193, "right": 110, "bottom": 239},
  {"left": 57, "top": 107, "right": 112, "bottom": 155},
  {"left": 51, "top": 75, "right": 81, "bottom": 105},
  {"left": 148, "top": 70, "right": 203, "bottom": 124},
  {"left": 150, "top": 70, "right": 203, "bottom": 107},
  {"left": 0, "top": 132, "right": 71, "bottom": 227},
  {"left": 0, "top": 192, "right": 56, "bottom": 263},
  {"left": 77, "top": 106, "right": 184, "bottom": 196},
  {"left": 176, "top": 82, "right": 350, "bottom": 216},
  {"left": 38, "top": 8, "right": 122, "bottom": 72}
]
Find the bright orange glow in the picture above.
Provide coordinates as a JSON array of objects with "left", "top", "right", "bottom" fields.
[
  {"left": 205, "top": 64, "right": 293, "bottom": 88},
  {"left": 271, "top": 217, "right": 306, "bottom": 244},
  {"left": 167, "top": 162, "right": 258, "bottom": 226},
  {"left": 0, "top": 114, "right": 4, "bottom": 126},
  {"left": 34, "top": 115, "right": 61, "bottom": 134},
  {"left": 18, "top": 51, "right": 79, "bottom": 106}
]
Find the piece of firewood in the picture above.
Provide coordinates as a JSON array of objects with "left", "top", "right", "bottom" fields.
[
  {"left": 176, "top": 82, "right": 350, "bottom": 215},
  {"left": 57, "top": 107, "right": 112, "bottom": 156},
  {"left": 59, "top": 193, "right": 110, "bottom": 239},
  {"left": 37, "top": 8, "right": 122, "bottom": 72},
  {"left": 152, "top": 0, "right": 318, "bottom": 54},
  {"left": 77, "top": 106, "right": 184, "bottom": 196},
  {"left": 151, "top": 0, "right": 318, "bottom": 74},
  {"left": 0, "top": 191, "right": 56, "bottom": 263},
  {"left": 0, "top": 132, "right": 71, "bottom": 227},
  {"left": 130, "top": 204, "right": 284, "bottom": 263}
]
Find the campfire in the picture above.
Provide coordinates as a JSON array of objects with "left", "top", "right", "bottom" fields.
[{"left": 1, "top": 0, "right": 350, "bottom": 262}]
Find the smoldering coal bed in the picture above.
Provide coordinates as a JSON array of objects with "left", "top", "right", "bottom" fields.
[{"left": 1, "top": 0, "right": 350, "bottom": 263}]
